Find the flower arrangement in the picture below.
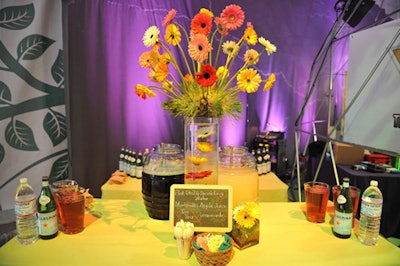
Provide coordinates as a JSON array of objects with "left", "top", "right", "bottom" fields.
[
  {"left": 231, "top": 201, "right": 260, "bottom": 249},
  {"left": 193, "top": 233, "right": 231, "bottom": 252},
  {"left": 135, "top": 5, "right": 277, "bottom": 119}
]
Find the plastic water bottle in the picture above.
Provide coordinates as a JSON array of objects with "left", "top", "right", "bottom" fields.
[
  {"left": 14, "top": 177, "right": 38, "bottom": 245},
  {"left": 357, "top": 180, "right": 383, "bottom": 246}
]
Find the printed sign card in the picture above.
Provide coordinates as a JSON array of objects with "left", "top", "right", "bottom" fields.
[{"left": 170, "top": 184, "right": 232, "bottom": 232}]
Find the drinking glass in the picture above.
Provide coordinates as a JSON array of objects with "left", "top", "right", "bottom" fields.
[
  {"left": 304, "top": 181, "right": 330, "bottom": 223},
  {"left": 51, "top": 180, "right": 85, "bottom": 234}
]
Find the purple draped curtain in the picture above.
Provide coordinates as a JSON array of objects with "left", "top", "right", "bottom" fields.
[{"left": 62, "top": 0, "right": 398, "bottom": 197}]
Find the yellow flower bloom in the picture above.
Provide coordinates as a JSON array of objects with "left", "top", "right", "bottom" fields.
[
  {"left": 165, "top": 24, "right": 181, "bottom": 46},
  {"left": 233, "top": 202, "right": 260, "bottom": 229},
  {"left": 195, "top": 142, "right": 215, "bottom": 152},
  {"left": 200, "top": 8, "right": 213, "bottom": 18},
  {"left": 187, "top": 156, "right": 208, "bottom": 165},
  {"left": 264, "top": 73, "right": 276, "bottom": 91},
  {"left": 222, "top": 41, "right": 239, "bottom": 57},
  {"left": 142, "top": 26, "right": 160, "bottom": 47},
  {"left": 244, "top": 49, "right": 259, "bottom": 65},
  {"left": 236, "top": 68, "right": 262, "bottom": 93},
  {"left": 207, "top": 235, "right": 225, "bottom": 252},
  {"left": 216, "top": 66, "right": 229, "bottom": 80}
]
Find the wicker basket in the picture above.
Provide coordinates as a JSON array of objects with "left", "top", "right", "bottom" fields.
[{"left": 192, "top": 233, "right": 234, "bottom": 266}]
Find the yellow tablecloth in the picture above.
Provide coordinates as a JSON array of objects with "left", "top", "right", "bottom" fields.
[
  {"left": 101, "top": 172, "right": 288, "bottom": 202},
  {"left": 0, "top": 200, "right": 398, "bottom": 265}
]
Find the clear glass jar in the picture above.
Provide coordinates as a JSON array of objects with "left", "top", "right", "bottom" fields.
[
  {"left": 218, "top": 146, "right": 259, "bottom": 208},
  {"left": 142, "top": 143, "right": 184, "bottom": 220}
]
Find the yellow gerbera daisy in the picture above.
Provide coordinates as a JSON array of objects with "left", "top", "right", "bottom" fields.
[
  {"left": 236, "top": 68, "right": 262, "bottom": 93},
  {"left": 264, "top": 73, "right": 276, "bottom": 91},
  {"left": 216, "top": 66, "right": 229, "bottom": 80},
  {"left": 244, "top": 49, "right": 259, "bottom": 65},
  {"left": 165, "top": 24, "right": 181, "bottom": 46},
  {"left": 187, "top": 156, "right": 208, "bottom": 165},
  {"left": 222, "top": 41, "right": 239, "bottom": 57},
  {"left": 195, "top": 142, "right": 215, "bottom": 152},
  {"left": 200, "top": 8, "right": 214, "bottom": 18}
]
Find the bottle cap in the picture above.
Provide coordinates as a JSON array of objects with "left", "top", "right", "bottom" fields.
[{"left": 371, "top": 180, "right": 378, "bottom": 186}]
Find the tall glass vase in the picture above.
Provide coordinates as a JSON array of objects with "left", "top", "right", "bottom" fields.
[{"left": 184, "top": 117, "right": 219, "bottom": 184}]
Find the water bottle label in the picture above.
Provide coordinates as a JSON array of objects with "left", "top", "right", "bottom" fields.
[
  {"left": 15, "top": 198, "right": 36, "bottom": 216},
  {"left": 136, "top": 166, "right": 143, "bottom": 178},
  {"left": 360, "top": 198, "right": 382, "bottom": 218},
  {"left": 333, "top": 211, "right": 352, "bottom": 235},
  {"left": 38, "top": 211, "right": 58, "bottom": 235}
]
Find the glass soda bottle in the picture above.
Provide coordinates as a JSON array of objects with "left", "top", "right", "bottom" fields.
[
  {"left": 333, "top": 177, "right": 353, "bottom": 239},
  {"left": 357, "top": 180, "right": 383, "bottom": 246},
  {"left": 14, "top": 177, "right": 38, "bottom": 244},
  {"left": 37, "top": 176, "right": 58, "bottom": 239}
]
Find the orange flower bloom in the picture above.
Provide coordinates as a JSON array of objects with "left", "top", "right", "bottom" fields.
[
  {"left": 191, "top": 13, "right": 213, "bottom": 35},
  {"left": 196, "top": 64, "right": 217, "bottom": 87},
  {"left": 148, "top": 62, "right": 168, "bottom": 83},
  {"left": 135, "top": 84, "right": 155, "bottom": 99},
  {"left": 188, "top": 34, "right": 212, "bottom": 62},
  {"left": 138, "top": 48, "right": 159, "bottom": 69},
  {"left": 220, "top": 4, "right": 245, "bottom": 30},
  {"left": 214, "top": 16, "right": 229, "bottom": 36},
  {"left": 244, "top": 24, "right": 258, "bottom": 45}
]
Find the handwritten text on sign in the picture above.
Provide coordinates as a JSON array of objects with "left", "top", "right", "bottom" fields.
[{"left": 170, "top": 184, "right": 232, "bottom": 232}]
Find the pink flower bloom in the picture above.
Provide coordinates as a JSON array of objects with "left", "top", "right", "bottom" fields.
[
  {"left": 220, "top": 4, "right": 245, "bottom": 30},
  {"left": 188, "top": 34, "right": 212, "bottom": 62},
  {"left": 162, "top": 9, "right": 176, "bottom": 27}
]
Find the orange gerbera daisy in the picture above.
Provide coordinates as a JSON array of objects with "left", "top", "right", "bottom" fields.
[
  {"left": 148, "top": 62, "right": 168, "bottom": 83},
  {"left": 244, "top": 23, "right": 258, "bottom": 45},
  {"left": 162, "top": 9, "right": 176, "bottom": 27},
  {"left": 188, "top": 34, "right": 212, "bottom": 62},
  {"left": 220, "top": 4, "right": 245, "bottom": 30},
  {"left": 191, "top": 12, "right": 213, "bottom": 35},
  {"left": 196, "top": 64, "right": 217, "bottom": 87},
  {"left": 135, "top": 84, "right": 156, "bottom": 99},
  {"left": 214, "top": 16, "right": 229, "bottom": 36},
  {"left": 138, "top": 49, "right": 159, "bottom": 69}
]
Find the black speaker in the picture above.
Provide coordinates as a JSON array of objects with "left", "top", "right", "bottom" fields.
[{"left": 343, "top": 0, "right": 375, "bottom": 27}]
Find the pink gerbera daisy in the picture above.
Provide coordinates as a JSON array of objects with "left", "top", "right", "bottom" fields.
[
  {"left": 188, "top": 34, "right": 212, "bottom": 62},
  {"left": 162, "top": 9, "right": 176, "bottom": 27},
  {"left": 220, "top": 4, "right": 245, "bottom": 30}
]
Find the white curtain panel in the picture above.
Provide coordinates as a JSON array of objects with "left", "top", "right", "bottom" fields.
[{"left": 0, "top": 0, "right": 68, "bottom": 210}]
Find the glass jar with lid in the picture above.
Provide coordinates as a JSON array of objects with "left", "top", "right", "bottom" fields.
[
  {"left": 218, "top": 146, "right": 259, "bottom": 208},
  {"left": 142, "top": 143, "right": 184, "bottom": 220}
]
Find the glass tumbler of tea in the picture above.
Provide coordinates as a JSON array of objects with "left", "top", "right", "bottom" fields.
[
  {"left": 304, "top": 181, "right": 330, "bottom": 223},
  {"left": 51, "top": 179, "right": 85, "bottom": 234}
]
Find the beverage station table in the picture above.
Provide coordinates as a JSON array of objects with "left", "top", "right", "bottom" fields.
[
  {"left": 0, "top": 199, "right": 398, "bottom": 265},
  {"left": 101, "top": 172, "right": 289, "bottom": 202}
]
